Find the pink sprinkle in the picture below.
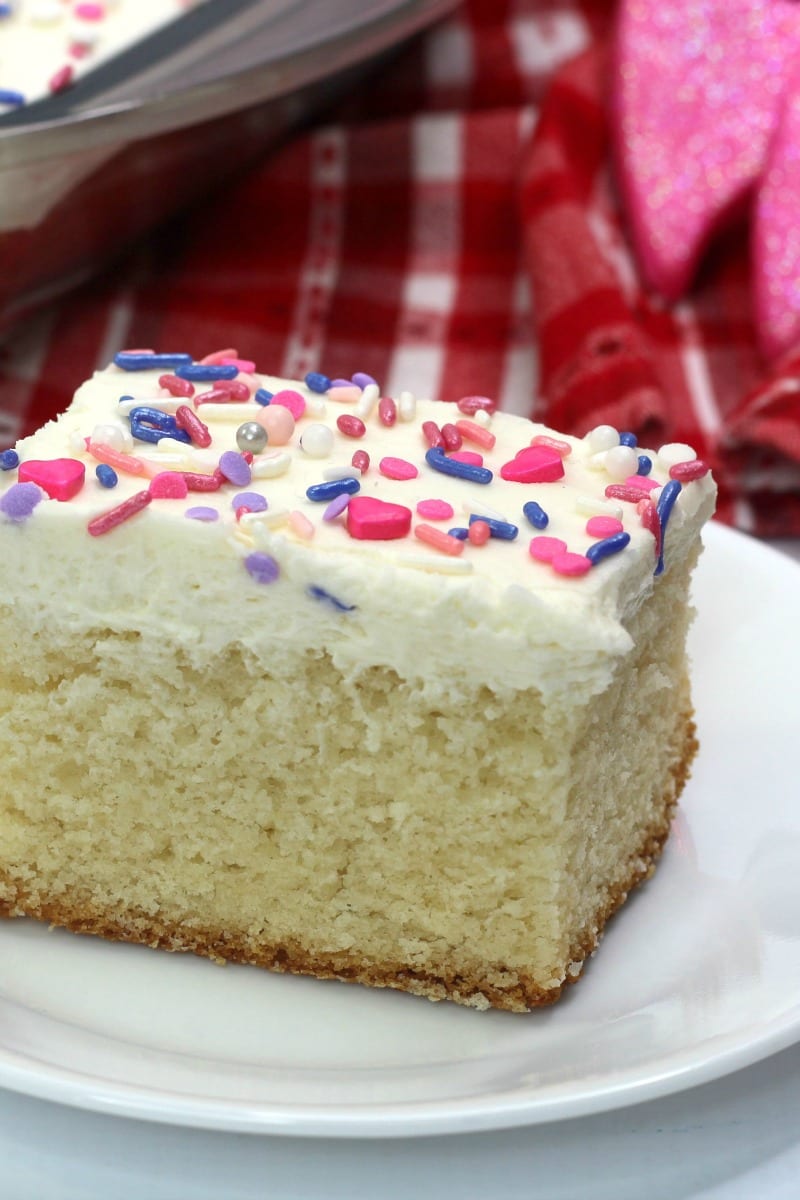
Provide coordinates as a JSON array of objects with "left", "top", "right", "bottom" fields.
[
  {"left": 271, "top": 389, "right": 306, "bottom": 420},
  {"left": 586, "top": 515, "right": 624, "bottom": 538},
  {"left": 468, "top": 520, "right": 491, "bottom": 546},
  {"left": 328, "top": 385, "right": 362, "bottom": 405},
  {"left": 624, "top": 474, "right": 659, "bottom": 492},
  {"left": 416, "top": 499, "right": 454, "bottom": 521},
  {"left": 414, "top": 524, "right": 464, "bottom": 556},
  {"left": 323, "top": 493, "right": 351, "bottom": 521},
  {"left": 551, "top": 550, "right": 592, "bottom": 577},
  {"left": 18, "top": 457, "right": 85, "bottom": 502},
  {"left": 175, "top": 404, "right": 211, "bottom": 448},
  {"left": 457, "top": 395, "right": 497, "bottom": 416},
  {"left": 75, "top": 3, "right": 104, "bottom": 20},
  {"left": 222, "top": 358, "right": 257, "bottom": 375},
  {"left": 448, "top": 450, "right": 484, "bottom": 466},
  {"left": 69, "top": 42, "right": 90, "bottom": 59},
  {"left": 456, "top": 419, "right": 496, "bottom": 450},
  {"left": 194, "top": 388, "right": 241, "bottom": 407},
  {"left": 233, "top": 373, "right": 259, "bottom": 395},
  {"left": 605, "top": 483, "right": 649, "bottom": 503},
  {"left": 88, "top": 442, "right": 146, "bottom": 476},
  {"left": 529, "top": 535, "right": 567, "bottom": 563},
  {"left": 149, "top": 472, "right": 189, "bottom": 500},
  {"left": 670, "top": 459, "right": 710, "bottom": 482},
  {"left": 531, "top": 434, "right": 571, "bottom": 457},
  {"left": 49, "top": 64, "right": 74, "bottom": 94},
  {"left": 182, "top": 471, "right": 222, "bottom": 493},
  {"left": 422, "top": 420, "right": 444, "bottom": 449},
  {"left": 159, "top": 373, "right": 194, "bottom": 398},
  {"left": 211, "top": 379, "right": 251, "bottom": 402},
  {"left": 351, "top": 449, "right": 370, "bottom": 474},
  {"left": 378, "top": 397, "right": 397, "bottom": 427},
  {"left": 379, "top": 456, "right": 418, "bottom": 481},
  {"left": 337, "top": 414, "right": 366, "bottom": 438},
  {"left": 637, "top": 497, "right": 662, "bottom": 559},
  {"left": 289, "top": 510, "right": 315, "bottom": 539},
  {"left": 121, "top": 348, "right": 155, "bottom": 355},
  {"left": 200, "top": 348, "right": 238, "bottom": 365},
  {"left": 347, "top": 496, "right": 412, "bottom": 540},
  {"left": 88, "top": 490, "right": 151, "bottom": 537},
  {"left": 441, "top": 423, "right": 462, "bottom": 452}
]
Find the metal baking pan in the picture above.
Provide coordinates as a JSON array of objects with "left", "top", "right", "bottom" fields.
[{"left": 0, "top": 0, "right": 455, "bottom": 330}]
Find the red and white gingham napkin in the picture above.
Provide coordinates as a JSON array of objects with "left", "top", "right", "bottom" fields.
[{"left": 2, "top": 0, "right": 799, "bottom": 534}]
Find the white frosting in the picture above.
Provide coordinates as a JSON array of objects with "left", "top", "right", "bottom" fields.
[
  {"left": 0, "top": 0, "right": 208, "bottom": 108},
  {"left": 0, "top": 362, "right": 717, "bottom": 703}
]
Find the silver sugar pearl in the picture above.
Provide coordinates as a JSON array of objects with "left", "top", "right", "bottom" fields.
[{"left": 236, "top": 421, "right": 268, "bottom": 454}]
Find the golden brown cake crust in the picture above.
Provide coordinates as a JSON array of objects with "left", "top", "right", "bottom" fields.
[{"left": 0, "top": 717, "right": 697, "bottom": 1013}]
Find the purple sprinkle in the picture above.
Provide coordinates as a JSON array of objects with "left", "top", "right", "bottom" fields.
[
  {"left": 244, "top": 552, "right": 280, "bottom": 585},
  {"left": 218, "top": 451, "right": 252, "bottom": 488},
  {"left": 232, "top": 491, "right": 268, "bottom": 514},
  {"left": 351, "top": 372, "right": 378, "bottom": 390},
  {"left": 323, "top": 493, "right": 351, "bottom": 521},
  {"left": 0, "top": 482, "right": 44, "bottom": 522},
  {"left": 329, "top": 378, "right": 352, "bottom": 388},
  {"left": 185, "top": 506, "right": 220, "bottom": 522}
]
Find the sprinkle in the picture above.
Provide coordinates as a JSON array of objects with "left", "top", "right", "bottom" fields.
[
  {"left": 129, "top": 407, "right": 191, "bottom": 445},
  {"left": 586, "top": 532, "right": 631, "bottom": 564},
  {"left": 422, "top": 421, "right": 444, "bottom": 449},
  {"left": 379, "top": 456, "right": 418, "bottom": 481},
  {"left": 575, "top": 494, "right": 623, "bottom": 519},
  {"left": 456, "top": 418, "right": 496, "bottom": 450},
  {"left": 88, "top": 489, "right": 151, "bottom": 537},
  {"left": 232, "top": 492, "right": 267, "bottom": 514},
  {"left": 95, "top": 464, "right": 118, "bottom": 488},
  {"left": 49, "top": 64, "right": 74, "bottom": 93},
  {"left": 468, "top": 513, "right": 518, "bottom": 540},
  {"left": 218, "top": 451, "right": 251, "bottom": 487},
  {"left": 271, "top": 389, "right": 306, "bottom": 420},
  {"left": 185, "top": 507, "right": 219, "bottom": 522},
  {"left": 604, "top": 445, "right": 640, "bottom": 480},
  {"left": 378, "top": 397, "right": 397, "bottom": 427},
  {"left": 523, "top": 500, "right": 549, "bottom": 529},
  {"left": 657, "top": 442, "right": 697, "bottom": 470},
  {"left": 257, "top": 405, "right": 295, "bottom": 446},
  {"left": 552, "top": 550, "right": 592, "bottom": 577},
  {"left": 457, "top": 395, "right": 496, "bottom": 416},
  {"left": 425, "top": 447, "right": 493, "bottom": 485},
  {"left": 531, "top": 434, "right": 571, "bottom": 457},
  {"left": 670, "top": 459, "right": 711, "bottom": 482},
  {"left": 182, "top": 471, "right": 222, "bottom": 493},
  {"left": 87, "top": 442, "right": 146, "bottom": 476},
  {"left": 175, "top": 405, "right": 212, "bottom": 448},
  {"left": 529, "top": 536, "right": 567, "bottom": 563},
  {"left": 605, "top": 483, "right": 650, "bottom": 503},
  {"left": 299, "top": 423, "right": 334, "bottom": 458},
  {"left": 351, "top": 449, "right": 370, "bottom": 475},
  {"left": 323, "top": 493, "right": 352, "bottom": 521},
  {"left": 323, "top": 464, "right": 362, "bottom": 481},
  {"left": 176, "top": 363, "right": 238, "bottom": 383},
  {"left": 637, "top": 455, "right": 652, "bottom": 476},
  {"left": 0, "top": 482, "right": 44, "bottom": 522},
  {"left": 357, "top": 384, "right": 380, "bottom": 418},
  {"left": 587, "top": 425, "right": 619, "bottom": 452},
  {"left": 619, "top": 431, "right": 638, "bottom": 448},
  {"left": 149, "top": 472, "right": 189, "bottom": 500},
  {"left": 448, "top": 450, "right": 483, "bottom": 467},
  {"left": 398, "top": 391, "right": 416, "bottom": 422},
  {"left": 416, "top": 499, "right": 454, "bottom": 521},
  {"left": 255, "top": 389, "right": 273, "bottom": 406},
  {"left": 655, "top": 480, "right": 682, "bottom": 575},
  {"left": 0, "top": 450, "right": 19, "bottom": 471},
  {"left": 244, "top": 553, "right": 280, "bottom": 584},
  {"left": 624, "top": 474, "right": 659, "bottom": 493},
  {"left": 200, "top": 347, "right": 238, "bottom": 365},
  {"left": 465, "top": 499, "right": 508, "bottom": 522},
  {"left": 251, "top": 452, "right": 291, "bottom": 479},
  {"left": 337, "top": 414, "right": 366, "bottom": 438},
  {"left": 210, "top": 379, "right": 250, "bottom": 402},
  {"left": 308, "top": 585, "right": 356, "bottom": 612},
  {"left": 0, "top": 90, "right": 26, "bottom": 108},
  {"left": 194, "top": 388, "right": 245, "bottom": 407},
  {"left": 159, "top": 374, "right": 195, "bottom": 398},
  {"left": 447, "top": 527, "right": 469, "bottom": 540},
  {"left": 305, "top": 372, "right": 331, "bottom": 393},
  {"left": 329, "top": 378, "right": 352, "bottom": 388},
  {"left": 473, "top": 410, "right": 492, "bottom": 429},
  {"left": 414, "top": 524, "right": 465, "bottom": 556},
  {"left": 468, "top": 520, "right": 491, "bottom": 546},
  {"left": 289, "top": 510, "right": 315, "bottom": 539},
  {"left": 347, "top": 496, "right": 412, "bottom": 540},
  {"left": 352, "top": 372, "right": 378, "bottom": 390},
  {"left": 236, "top": 422, "right": 269, "bottom": 454},
  {"left": 637, "top": 497, "right": 662, "bottom": 561},
  {"left": 221, "top": 359, "right": 256, "bottom": 376},
  {"left": 327, "top": 385, "right": 362, "bottom": 404},
  {"left": 114, "top": 352, "right": 192, "bottom": 372},
  {"left": 441, "top": 423, "right": 462, "bottom": 451},
  {"left": 306, "top": 477, "right": 360, "bottom": 502},
  {"left": 500, "top": 446, "right": 564, "bottom": 484},
  {"left": 586, "top": 515, "right": 624, "bottom": 538}
]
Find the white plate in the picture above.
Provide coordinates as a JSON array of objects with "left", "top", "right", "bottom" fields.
[{"left": 1, "top": 520, "right": 799, "bottom": 1139}]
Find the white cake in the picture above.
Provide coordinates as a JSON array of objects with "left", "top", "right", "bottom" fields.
[{"left": 0, "top": 352, "right": 716, "bottom": 1010}]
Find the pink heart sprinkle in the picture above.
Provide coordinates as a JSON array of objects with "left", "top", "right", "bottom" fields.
[
  {"left": 18, "top": 458, "right": 85, "bottom": 502},
  {"left": 347, "top": 496, "right": 412, "bottom": 540},
  {"left": 501, "top": 446, "right": 565, "bottom": 484}
]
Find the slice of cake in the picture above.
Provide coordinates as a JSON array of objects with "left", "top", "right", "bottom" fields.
[{"left": 0, "top": 353, "right": 715, "bottom": 1011}]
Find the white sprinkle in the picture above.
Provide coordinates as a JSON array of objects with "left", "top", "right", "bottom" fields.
[
  {"left": 463, "top": 499, "right": 508, "bottom": 522},
  {"left": 322, "top": 464, "right": 362, "bottom": 481},
  {"left": 586, "top": 424, "right": 619, "bottom": 452},
  {"left": 92, "top": 422, "right": 131, "bottom": 452},
  {"left": 118, "top": 395, "right": 183, "bottom": 415},
  {"left": 69, "top": 430, "right": 87, "bottom": 453},
  {"left": 603, "top": 445, "right": 639, "bottom": 481},
  {"left": 154, "top": 436, "right": 189, "bottom": 456},
  {"left": 251, "top": 451, "right": 291, "bottom": 479},
  {"left": 575, "top": 494, "right": 624, "bottom": 519},
  {"left": 244, "top": 508, "right": 290, "bottom": 530},
  {"left": 194, "top": 403, "right": 255, "bottom": 423},
  {"left": 306, "top": 397, "right": 327, "bottom": 418},
  {"left": 357, "top": 383, "right": 379, "bottom": 418},
  {"left": 398, "top": 391, "right": 416, "bottom": 422},
  {"left": 657, "top": 442, "right": 697, "bottom": 470},
  {"left": 299, "top": 423, "right": 334, "bottom": 458},
  {"left": 473, "top": 409, "right": 492, "bottom": 428},
  {"left": 181, "top": 448, "right": 219, "bottom": 471}
]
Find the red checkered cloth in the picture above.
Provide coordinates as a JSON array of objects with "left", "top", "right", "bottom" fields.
[{"left": 2, "top": 0, "right": 799, "bottom": 534}]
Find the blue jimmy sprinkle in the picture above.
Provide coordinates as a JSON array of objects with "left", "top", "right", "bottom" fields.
[
  {"left": 447, "top": 527, "right": 469, "bottom": 540},
  {"left": 0, "top": 89, "right": 25, "bottom": 107},
  {"left": 522, "top": 500, "right": 548, "bottom": 529},
  {"left": 655, "top": 480, "right": 682, "bottom": 575},
  {"left": 468, "top": 514, "right": 518, "bottom": 541},
  {"left": 425, "top": 447, "right": 493, "bottom": 485},
  {"left": 586, "top": 531, "right": 631, "bottom": 565},
  {"left": 0, "top": 449, "right": 19, "bottom": 471},
  {"left": 304, "top": 372, "right": 331, "bottom": 394},
  {"left": 619, "top": 431, "right": 638, "bottom": 448},
  {"left": 175, "top": 363, "right": 239, "bottom": 383},
  {"left": 95, "top": 464, "right": 118, "bottom": 489},
  {"left": 114, "top": 352, "right": 192, "bottom": 372},
  {"left": 636, "top": 455, "right": 652, "bottom": 476},
  {"left": 306, "top": 477, "right": 361, "bottom": 503},
  {"left": 255, "top": 388, "right": 273, "bottom": 406}
]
